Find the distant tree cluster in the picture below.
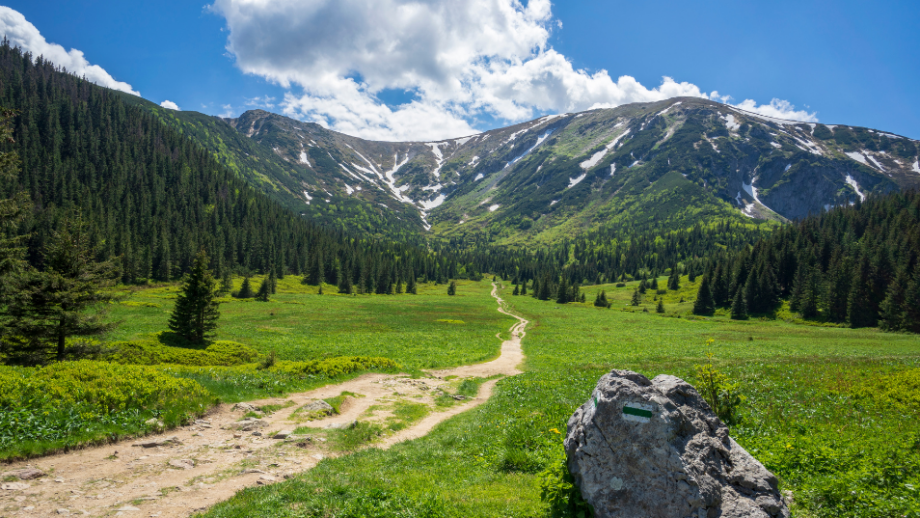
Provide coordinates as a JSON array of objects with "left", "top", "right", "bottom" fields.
[{"left": 694, "top": 191, "right": 920, "bottom": 331}]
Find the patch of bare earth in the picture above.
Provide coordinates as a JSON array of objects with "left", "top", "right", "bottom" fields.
[{"left": 0, "top": 283, "right": 527, "bottom": 517}]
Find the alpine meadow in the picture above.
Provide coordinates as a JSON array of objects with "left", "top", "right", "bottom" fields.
[{"left": 1, "top": 2, "right": 919, "bottom": 517}]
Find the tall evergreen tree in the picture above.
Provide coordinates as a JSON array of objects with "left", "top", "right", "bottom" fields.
[
  {"left": 730, "top": 287, "right": 748, "bottom": 320},
  {"left": 667, "top": 265, "right": 681, "bottom": 290},
  {"left": 693, "top": 276, "right": 715, "bottom": 316},
  {"left": 557, "top": 277, "right": 570, "bottom": 304},
  {"left": 2, "top": 217, "right": 121, "bottom": 364},
  {"left": 235, "top": 277, "right": 255, "bottom": 299},
  {"left": 447, "top": 281, "right": 457, "bottom": 296},
  {"left": 406, "top": 271, "right": 417, "bottom": 294},
  {"left": 594, "top": 290, "right": 609, "bottom": 308},
  {"left": 255, "top": 276, "right": 272, "bottom": 302},
  {"left": 168, "top": 250, "right": 221, "bottom": 344},
  {"left": 631, "top": 288, "right": 642, "bottom": 307}
]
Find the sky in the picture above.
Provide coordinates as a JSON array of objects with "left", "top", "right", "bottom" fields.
[{"left": 1, "top": 0, "right": 918, "bottom": 142}]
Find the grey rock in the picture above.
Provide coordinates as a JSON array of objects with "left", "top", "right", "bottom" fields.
[
  {"left": 167, "top": 459, "right": 195, "bottom": 470},
  {"left": 227, "top": 418, "right": 268, "bottom": 431},
  {"left": 233, "top": 402, "right": 261, "bottom": 412},
  {"left": 300, "top": 400, "right": 334, "bottom": 417},
  {"left": 564, "top": 370, "right": 789, "bottom": 518},
  {"left": 11, "top": 467, "right": 45, "bottom": 480},
  {"left": 1, "top": 482, "right": 30, "bottom": 491},
  {"left": 132, "top": 436, "right": 181, "bottom": 448},
  {"left": 451, "top": 394, "right": 467, "bottom": 400},
  {"left": 272, "top": 430, "right": 295, "bottom": 439}
]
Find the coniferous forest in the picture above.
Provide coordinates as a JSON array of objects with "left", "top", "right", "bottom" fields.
[{"left": 693, "top": 190, "right": 920, "bottom": 330}]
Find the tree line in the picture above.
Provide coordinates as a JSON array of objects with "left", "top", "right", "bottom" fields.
[{"left": 692, "top": 190, "right": 920, "bottom": 331}]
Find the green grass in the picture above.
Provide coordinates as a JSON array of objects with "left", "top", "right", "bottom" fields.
[
  {"left": 108, "top": 277, "right": 514, "bottom": 370},
  {"left": 199, "top": 282, "right": 920, "bottom": 518}
]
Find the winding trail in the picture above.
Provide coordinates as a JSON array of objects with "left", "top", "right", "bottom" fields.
[{"left": 0, "top": 283, "right": 527, "bottom": 517}]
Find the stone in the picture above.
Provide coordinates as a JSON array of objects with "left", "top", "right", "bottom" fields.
[
  {"left": 242, "top": 469, "right": 265, "bottom": 474},
  {"left": 56, "top": 509, "right": 70, "bottom": 515},
  {"left": 258, "top": 474, "right": 277, "bottom": 484},
  {"left": 1, "top": 482, "right": 30, "bottom": 491},
  {"left": 233, "top": 402, "right": 260, "bottom": 412},
  {"left": 272, "top": 430, "right": 295, "bottom": 439},
  {"left": 227, "top": 418, "right": 268, "bottom": 431},
  {"left": 167, "top": 459, "right": 195, "bottom": 470},
  {"left": 300, "top": 400, "right": 334, "bottom": 417},
  {"left": 451, "top": 394, "right": 467, "bottom": 400},
  {"left": 144, "top": 418, "right": 164, "bottom": 428},
  {"left": 8, "top": 467, "right": 45, "bottom": 480},
  {"left": 132, "top": 436, "right": 181, "bottom": 448},
  {"left": 324, "top": 420, "right": 357, "bottom": 430},
  {"left": 116, "top": 506, "right": 141, "bottom": 511},
  {"left": 564, "top": 370, "right": 789, "bottom": 518}
]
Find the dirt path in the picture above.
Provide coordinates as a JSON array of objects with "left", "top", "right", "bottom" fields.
[{"left": 0, "top": 283, "right": 527, "bottom": 518}]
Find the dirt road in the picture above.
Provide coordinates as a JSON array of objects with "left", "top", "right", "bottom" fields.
[{"left": 0, "top": 283, "right": 527, "bottom": 517}]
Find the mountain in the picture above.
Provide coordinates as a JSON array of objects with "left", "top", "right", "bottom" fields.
[{"left": 205, "top": 98, "right": 919, "bottom": 246}]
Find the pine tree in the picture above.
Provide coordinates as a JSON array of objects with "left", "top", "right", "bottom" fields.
[
  {"left": 594, "top": 290, "right": 609, "bottom": 307},
  {"left": 638, "top": 279, "right": 647, "bottom": 295},
  {"left": 2, "top": 217, "right": 121, "bottom": 364},
  {"left": 235, "top": 277, "right": 255, "bottom": 298},
  {"left": 798, "top": 267, "right": 821, "bottom": 319},
  {"left": 513, "top": 285, "right": 520, "bottom": 296},
  {"left": 688, "top": 264, "right": 697, "bottom": 283},
  {"left": 406, "top": 272, "right": 417, "bottom": 294},
  {"left": 656, "top": 299, "right": 665, "bottom": 313},
  {"left": 667, "top": 265, "right": 680, "bottom": 290},
  {"left": 255, "top": 276, "right": 272, "bottom": 302},
  {"left": 631, "top": 288, "right": 642, "bottom": 306},
  {"left": 168, "top": 250, "right": 221, "bottom": 344},
  {"left": 220, "top": 269, "right": 233, "bottom": 294},
  {"left": 520, "top": 280, "right": 527, "bottom": 296},
  {"left": 447, "top": 281, "right": 457, "bottom": 296},
  {"left": 902, "top": 266, "right": 920, "bottom": 333},
  {"left": 730, "top": 287, "right": 748, "bottom": 320},
  {"left": 878, "top": 269, "right": 907, "bottom": 331},
  {"left": 848, "top": 256, "right": 877, "bottom": 328},
  {"left": 268, "top": 268, "right": 277, "bottom": 294},
  {"left": 693, "top": 276, "right": 715, "bottom": 315},
  {"left": 339, "top": 272, "right": 353, "bottom": 294},
  {"left": 650, "top": 277, "right": 659, "bottom": 290}
]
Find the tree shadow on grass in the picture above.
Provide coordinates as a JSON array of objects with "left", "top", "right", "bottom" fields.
[{"left": 155, "top": 331, "right": 208, "bottom": 350}]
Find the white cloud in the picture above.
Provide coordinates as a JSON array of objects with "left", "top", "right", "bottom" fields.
[
  {"left": 244, "top": 95, "right": 277, "bottom": 109},
  {"left": 219, "top": 104, "right": 235, "bottom": 118},
  {"left": 732, "top": 98, "right": 818, "bottom": 122},
  {"left": 209, "top": 0, "right": 816, "bottom": 140},
  {"left": 0, "top": 6, "right": 139, "bottom": 96},
  {"left": 160, "top": 100, "right": 181, "bottom": 110}
]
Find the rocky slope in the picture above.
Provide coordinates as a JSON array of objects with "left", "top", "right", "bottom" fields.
[{"left": 138, "top": 96, "right": 920, "bottom": 244}]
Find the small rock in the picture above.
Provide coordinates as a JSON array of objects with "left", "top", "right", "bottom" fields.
[
  {"left": 256, "top": 475, "right": 278, "bottom": 485},
  {"left": 227, "top": 418, "right": 268, "bottom": 431},
  {"left": 242, "top": 469, "right": 265, "bottom": 475},
  {"left": 1, "top": 482, "right": 30, "bottom": 491},
  {"left": 14, "top": 467, "right": 45, "bottom": 480},
  {"left": 116, "top": 506, "right": 141, "bottom": 512},
  {"left": 167, "top": 459, "right": 195, "bottom": 470},
  {"left": 233, "top": 402, "right": 260, "bottom": 412},
  {"left": 251, "top": 431, "right": 262, "bottom": 436},
  {"left": 57, "top": 509, "right": 70, "bottom": 515},
  {"left": 132, "top": 436, "right": 181, "bottom": 448},
  {"left": 272, "top": 430, "right": 294, "bottom": 439},
  {"left": 451, "top": 394, "right": 467, "bottom": 400},
  {"left": 55, "top": 478, "right": 65, "bottom": 483},
  {"left": 233, "top": 432, "right": 243, "bottom": 438},
  {"left": 324, "top": 420, "right": 357, "bottom": 430},
  {"left": 299, "top": 400, "right": 334, "bottom": 417}
]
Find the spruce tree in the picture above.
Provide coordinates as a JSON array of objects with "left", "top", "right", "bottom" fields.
[
  {"left": 520, "top": 280, "right": 527, "bottom": 296},
  {"left": 594, "top": 290, "right": 609, "bottom": 307},
  {"left": 513, "top": 285, "right": 520, "bottom": 296},
  {"left": 688, "top": 265, "right": 697, "bottom": 283},
  {"left": 902, "top": 266, "right": 920, "bottom": 333},
  {"left": 730, "top": 287, "right": 748, "bottom": 320},
  {"left": 255, "top": 276, "right": 272, "bottom": 302},
  {"left": 878, "top": 270, "right": 907, "bottom": 331},
  {"left": 168, "top": 250, "right": 221, "bottom": 344},
  {"left": 656, "top": 299, "right": 665, "bottom": 313},
  {"left": 406, "top": 272, "right": 417, "bottom": 294},
  {"left": 668, "top": 266, "right": 680, "bottom": 290},
  {"left": 235, "top": 277, "right": 255, "bottom": 298},
  {"left": 693, "top": 276, "right": 715, "bottom": 315},
  {"left": 557, "top": 277, "right": 570, "bottom": 304},
  {"left": 339, "top": 273, "right": 353, "bottom": 294},
  {"left": 631, "top": 288, "right": 642, "bottom": 306},
  {"left": 447, "top": 281, "right": 457, "bottom": 296},
  {"left": 220, "top": 269, "right": 233, "bottom": 294},
  {"left": 2, "top": 217, "right": 122, "bottom": 364}
]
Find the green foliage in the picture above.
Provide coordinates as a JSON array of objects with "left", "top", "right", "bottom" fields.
[
  {"left": 538, "top": 446, "right": 594, "bottom": 518},
  {"left": 104, "top": 339, "right": 258, "bottom": 366},
  {"left": 168, "top": 250, "right": 221, "bottom": 344},
  {"left": 0, "top": 360, "right": 212, "bottom": 459},
  {"left": 693, "top": 349, "right": 745, "bottom": 425},
  {"left": 447, "top": 281, "right": 457, "bottom": 296},
  {"left": 234, "top": 277, "right": 255, "bottom": 299}
]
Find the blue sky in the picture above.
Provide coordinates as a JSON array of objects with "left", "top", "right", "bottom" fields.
[{"left": 2, "top": 0, "right": 918, "bottom": 141}]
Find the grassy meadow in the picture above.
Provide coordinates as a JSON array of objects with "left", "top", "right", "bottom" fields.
[
  {"left": 0, "top": 278, "right": 510, "bottom": 460},
  {"left": 199, "top": 278, "right": 920, "bottom": 518}
]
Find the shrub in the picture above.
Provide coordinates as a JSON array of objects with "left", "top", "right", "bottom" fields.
[
  {"left": 538, "top": 446, "right": 594, "bottom": 518},
  {"left": 103, "top": 339, "right": 259, "bottom": 366}
]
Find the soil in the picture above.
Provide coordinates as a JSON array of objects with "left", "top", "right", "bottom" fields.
[{"left": 0, "top": 283, "right": 527, "bottom": 517}]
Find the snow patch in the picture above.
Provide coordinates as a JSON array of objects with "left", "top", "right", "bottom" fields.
[
  {"left": 418, "top": 194, "right": 446, "bottom": 211},
  {"left": 845, "top": 151, "right": 869, "bottom": 166},
  {"left": 505, "top": 129, "right": 555, "bottom": 169},
  {"left": 913, "top": 159, "right": 920, "bottom": 173},
  {"left": 382, "top": 153, "right": 412, "bottom": 203},
  {"left": 770, "top": 142, "right": 781, "bottom": 149},
  {"left": 629, "top": 160, "right": 641, "bottom": 168},
  {"left": 657, "top": 101, "right": 682, "bottom": 117},
  {"left": 866, "top": 154, "right": 887, "bottom": 172},
  {"left": 741, "top": 178, "right": 774, "bottom": 215},
  {"left": 550, "top": 199, "right": 559, "bottom": 206},
  {"left": 845, "top": 174, "right": 866, "bottom": 202},
  {"left": 784, "top": 164, "right": 792, "bottom": 172},
  {"left": 303, "top": 191, "right": 313, "bottom": 205},
  {"left": 453, "top": 136, "right": 474, "bottom": 147},
  {"left": 610, "top": 164, "right": 617, "bottom": 176},
  {"left": 722, "top": 113, "right": 741, "bottom": 131},
  {"left": 299, "top": 151, "right": 311, "bottom": 167},
  {"left": 425, "top": 142, "right": 446, "bottom": 179},
  {"left": 568, "top": 173, "right": 588, "bottom": 188},
  {"left": 344, "top": 184, "right": 354, "bottom": 195},
  {"left": 474, "top": 173, "right": 484, "bottom": 181},
  {"left": 579, "top": 129, "right": 631, "bottom": 170},
  {"left": 469, "top": 155, "right": 480, "bottom": 166},
  {"left": 488, "top": 204, "right": 501, "bottom": 212}
]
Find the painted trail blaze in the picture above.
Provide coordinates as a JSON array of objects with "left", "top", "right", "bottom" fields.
[{"left": 622, "top": 402, "right": 654, "bottom": 422}]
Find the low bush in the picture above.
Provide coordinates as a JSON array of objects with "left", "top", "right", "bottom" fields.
[
  {"left": 0, "top": 361, "right": 213, "bottom": 459},
  {"left": 103, "top": 340, "right": 259, "bottom": 366}
]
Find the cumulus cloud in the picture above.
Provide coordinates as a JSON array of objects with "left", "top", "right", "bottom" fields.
[
  {"left": 0, "top": 6, "right": 139, "bottom": 96},
  {"left": 209, "top": 0, "right": 815, "bottom": 140},
  {"left": 732, "top": 98, "right": 818, "bottom": 122},
  {"left": 160, "top": 100, "right": 181, "bottom": 110}
]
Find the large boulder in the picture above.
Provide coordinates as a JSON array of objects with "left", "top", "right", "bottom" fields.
[{"left": 564, "top": 370, "right": 788, "bottom": 518}]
